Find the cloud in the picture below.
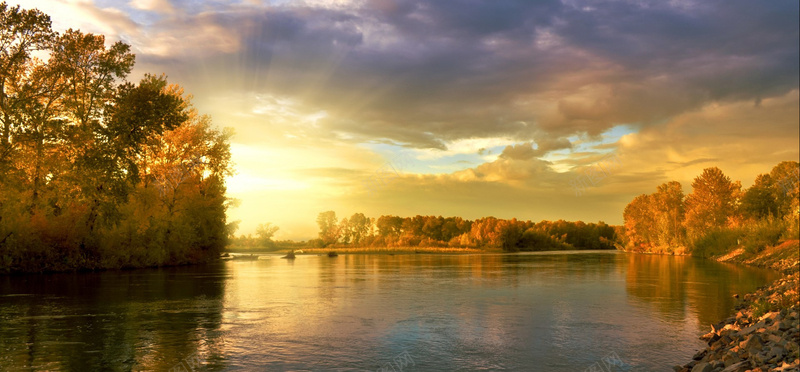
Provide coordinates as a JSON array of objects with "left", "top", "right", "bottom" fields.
[
  {"left": 129, "top": 0, "right": 174, "bottom": 14},
  {"left": 500, "top": 137, "right": 573, "bottom": 160},
  {"left": 19, "top": 0, "right": 799, "bottom": 238},
  {"left": 25, "top": 0, "right": 798, "bottom": 151},
  {"left": 186, "top": 0, "right": 796, "bottom": 151}
]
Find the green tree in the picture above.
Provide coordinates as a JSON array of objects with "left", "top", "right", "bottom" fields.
[{"left": 740, "top": 174, "right": 778, "bottom": 220}]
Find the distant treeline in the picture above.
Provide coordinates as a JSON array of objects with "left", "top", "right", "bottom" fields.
[
  {"left": 0, "top": 3, "right": 234, "bottom": 272},
  {"left": 232, "top": 213, "right": 619, "bottom": 252},
  {"left": 622, "top": 161, "right": 799, "bottom": 256}
]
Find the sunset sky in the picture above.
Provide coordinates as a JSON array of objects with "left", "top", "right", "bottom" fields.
[{"left": 20, "top": 0, "right": 799, "bottom": 240}]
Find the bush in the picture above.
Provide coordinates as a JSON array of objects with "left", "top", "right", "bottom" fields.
[
  {"left": 517, "top": 229, "right": 572, "bottom": 251},
  {"left": 691, "top": 218, "right": 787, "bottom": 257},
  {"left": 691, "top": 228, "right": 742, "bottom": 258},
  {"left": 741, "top": 218, "right": 785, "bottom": 254}
]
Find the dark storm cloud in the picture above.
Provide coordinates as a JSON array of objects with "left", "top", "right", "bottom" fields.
[{"left": 151, "top": 0, "right": 798, "bottom": 150}]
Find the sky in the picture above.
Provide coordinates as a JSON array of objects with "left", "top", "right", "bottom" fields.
[{"left": 18, "top": 0, "right": 800, "bottom": 240}]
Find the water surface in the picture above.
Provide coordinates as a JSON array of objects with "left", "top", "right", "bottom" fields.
[{"left": 0, "top": 251, "right": 780, "bottom": 371}]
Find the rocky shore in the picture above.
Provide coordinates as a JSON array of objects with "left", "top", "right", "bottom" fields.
[{"left": 676, "top": 271, "right": 799, "bottom": 372}]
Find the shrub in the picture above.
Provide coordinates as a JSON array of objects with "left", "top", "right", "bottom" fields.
[
  {"left": 741, "top": 218, "right": 785, "bottom": 254},
  {"left": 691, "top": 228, "right": 742, "bottom": 258}
]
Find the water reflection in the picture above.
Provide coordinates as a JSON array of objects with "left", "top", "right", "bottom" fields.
[
  {"left": 0, "top": 252, "right": 781, "bottom": 371},
  {"left": 623, "top": 254, "right": 779, "bottom": 327},
  {"left": 0, "top": 264, "right": 227, "bottom": 371}
]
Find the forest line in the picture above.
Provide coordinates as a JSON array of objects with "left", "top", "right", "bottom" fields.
[
  {"left": 233, "top": 161, "right": 799, "bottom": 255},
  {"left": 232, "top": 214, "right": 620, "bottom": 252}
]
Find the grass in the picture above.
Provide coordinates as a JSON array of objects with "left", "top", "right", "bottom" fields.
[{"left": 750, "top": 299, "right": 772, "bottom": 319}]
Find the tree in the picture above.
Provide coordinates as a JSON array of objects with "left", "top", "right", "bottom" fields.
[
  {"left": 769, "top": 161, "right": 799, "bottom": 219},
  {"left": 339, "top": 217, "right": 351, "bottom": 244},
  {"left": 54, "top": 29, "right": 134, "bottom": 129},
  {"left": 376, "top": 215, "right": 403, "bottom": 237},
  {"left": 683, "top": 167, "right": 741, "bottom": 240},
  {"left": 316, "top": 211, "right": 339, "bottom": 246},
  {"left": 347, "top": 213, "right": 369, "bottom": 245},
  {"left": 0, "top": 2, "right": 53, "bottom": 174},
  {"left": 740, "top": 174, "right": 778, "bottom": 220},
  {"left": 0, "top": 3, "right": 234, "bottom": 272},
  {"left": 256, "top": 223, "right": 279, "bottom": 247},
  {"left": 652, "top": 181, "right": 685, "bottom": 247},
  {"left": 498, "top": 218, "right": 524, "bottom": 252},
  {"left": 623, "top": 194, "right": 656, "bottom": 250}
]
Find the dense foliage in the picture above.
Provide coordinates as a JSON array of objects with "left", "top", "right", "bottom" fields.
[
  {"left": 0, "top": 3, "right": 234, "bottom": 272},
  {"left": 300, "top": 213, "right": 616, "bottom": 251},
  {"left": 231, "top": 213, "right": 618, "bottom": 252},
  {"left": 622, "top": 162, "right": 799, "bottom": 255}
]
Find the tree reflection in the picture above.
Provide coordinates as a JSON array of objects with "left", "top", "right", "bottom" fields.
[
  {"left": 624, "top": 254, "right": 780, "bottom": 328},
  {"left": 0, "top": 264, "right": 227, "bottom": 371}
]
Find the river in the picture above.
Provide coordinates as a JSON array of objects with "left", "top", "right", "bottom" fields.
[{"left": 0, "top": 251, "right": 781, "bottom": 371}]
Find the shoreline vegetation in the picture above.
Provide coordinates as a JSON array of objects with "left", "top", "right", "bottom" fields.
[
  {"left": 229, "top": 214, "right": 621, "bottom": 253},
  {"left": 0, "top": 3, "right": 234, "bottom": 274},
  {"left": 613, "top": 161, "right": 799, "bottom": 371}
]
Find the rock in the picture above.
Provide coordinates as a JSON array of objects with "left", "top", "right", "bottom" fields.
[
  {"left": 701, "top": 331, "right": 720, "bottom": 342},
  {"left": 739, "top": 334, "right": 763, "bottom": 352},
  {"left": 759, "top": 311, "right": 780, "bottom": 323},
  {"left": 739, "top": 324, "right": 758, "bottom": 336},
  {"left": 769, "top": 345, "right": 786, "bottom": 359},
  {"left": 691, "top": 362, "right": 712, "bottom": 372},
  {"left": 751, "top": 351, "right": 767, "bottom": 364},
  {"left": 722, "top": 350, "right": 741, "bottom": 366},
  {"left": 679, "top": 272, "right": 799, "bottom": 371},
  {"left": 768, "top": 334, "right": 783, "bottom": 344},
  {"left": 774, "top": 359, "right": 800, "bottom": 371},
  {"left": 693, "top": 349, "right": 708, "bottom": 360},
  {"left": 719, "top": 361, "right": 749, "bottom": 372}
]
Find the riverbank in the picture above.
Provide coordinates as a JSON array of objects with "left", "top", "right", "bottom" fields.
[
  {"left": 676, "top": 240, "right": 800, "bottom": 371},
  {"left": 290, "top": 247, "right": 497, "bottom": 255},
  {"left": 713, "top": 240, "right": 800, "bottom": 274}
]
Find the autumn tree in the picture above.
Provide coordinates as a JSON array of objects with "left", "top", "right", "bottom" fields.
[
  {"left": 0, "top": 3, "right": 233, "bottom": 272},
  {"left": 0, "top": 2, "right": 53, "bottom": 175},
  {"left": 769, "top": 161, "right": 799, "bottom": 219},
  {"left": 770, "top": 161, "right": 800, "bottom": 238},
  {"left": 376, "top": 215, "right": 402, "bottom": 237},
  {"left": 652, "top": 181, "right": 685, "bottom": 247},
  {"left": 623, "top": 194, "right": 656, "bottom": 250},
  {"left": 683, "top": 167, "right": 741, "bottom": 240}
]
